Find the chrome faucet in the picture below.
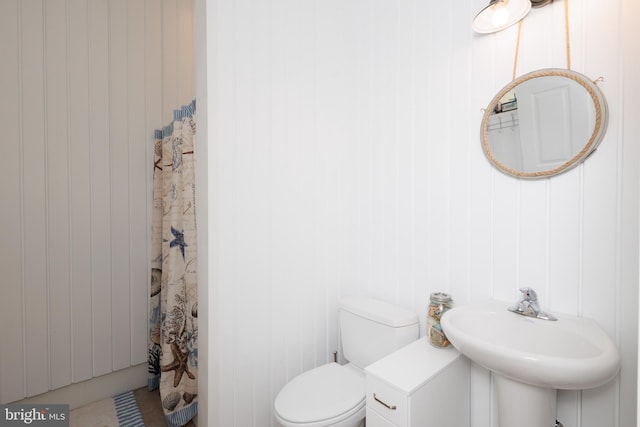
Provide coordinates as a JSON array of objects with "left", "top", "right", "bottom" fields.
[{"left": 508, "top": 287, "right": 557, "bottom": 321}]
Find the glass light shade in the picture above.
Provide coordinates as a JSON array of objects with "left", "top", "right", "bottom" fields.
[{"left": 472, "top": 0, "right": 532, "bottom": 34}]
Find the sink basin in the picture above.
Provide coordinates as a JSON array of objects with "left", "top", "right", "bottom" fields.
[
  {"left": 441, "top": 299, "right": 620, "bottom": 390},
  {"left": 441, "top": 299, "right": 621, "bottom": 427}
]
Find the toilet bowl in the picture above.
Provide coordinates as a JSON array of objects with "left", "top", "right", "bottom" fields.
[
  {"left": 273, "top": 296, "right": 419, "bottom": 427},
  {"left": 274, "top": 363, "right": 365, "bottom": 427}
]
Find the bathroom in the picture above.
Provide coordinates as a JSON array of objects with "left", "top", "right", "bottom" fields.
[{"left": 1, "top": 0, "right": 638, "bottom": 426}]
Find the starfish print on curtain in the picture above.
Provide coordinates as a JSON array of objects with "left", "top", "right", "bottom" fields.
[{"left": 148, "top": 101, "right": 198, "bottom": 427}]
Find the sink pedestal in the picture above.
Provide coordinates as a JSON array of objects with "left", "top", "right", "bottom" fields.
[{"left": 495, "top": 375, "right": 556, "bottom": 427}]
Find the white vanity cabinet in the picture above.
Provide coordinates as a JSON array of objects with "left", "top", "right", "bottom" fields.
[{"left": 364, "top": 336, "right": 470, "bottom": 427}]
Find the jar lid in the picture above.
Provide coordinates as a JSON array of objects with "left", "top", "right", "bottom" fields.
[{"left": 430, "top": 292, "right": 452, "bottom": 303}]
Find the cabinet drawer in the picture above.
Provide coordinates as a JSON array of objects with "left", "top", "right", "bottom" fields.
[
  {"left": 366, "top": 408, "right": 398, "bottom": 427},
  {"left": 366, "top": 376, "right": 407, "bottom": 426}
]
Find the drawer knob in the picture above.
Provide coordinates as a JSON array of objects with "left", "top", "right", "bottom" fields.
[{"left": 373, "top": 393, "right": 397, "bottom": 410}]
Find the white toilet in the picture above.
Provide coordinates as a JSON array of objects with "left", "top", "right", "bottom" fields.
[{"left": 274, "top": 296, "right": 419, "bottom": 427}]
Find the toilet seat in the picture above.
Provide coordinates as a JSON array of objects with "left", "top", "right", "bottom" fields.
[{"left": 274, "top": 363, "right": 365, "bottom": 427}]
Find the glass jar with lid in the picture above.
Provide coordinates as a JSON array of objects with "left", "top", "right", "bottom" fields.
[{"left": 427, "top": 292, "right": 453, "bottom": 348}]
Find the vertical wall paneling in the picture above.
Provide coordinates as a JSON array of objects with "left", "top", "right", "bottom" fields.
[
  {"left": 162, "top": 0, "right": 178, "bottom": 124},
  {"left": 249, "top": 0, "right": 272, "bottom": 421},
  {"left": 424, "top": 0, "right": 451, "bottom": 296},
  {"left": 45, "top": 0, "right": 72, "bottom": 391},
  {"left": 89, "top": 0, "right": 113, "bottom": 377},
  {"left": 620, "top": 2, "right": 640, "bottom": 426},
  {"left": 144, "top": 0, "right": 162, "bottom": 148},
  {"left": 68, "top": 0, "right": 94, "bottom": 384},
  {"left": 0, "top": 0, "right": 195, "bottom": 403},
  {"left": 21, "top": 0, "right": 50, "bottom": 397},
  {"left": 354, "top": 0, "right": 374, "bottom": 298},
  {"left": 127, "top": 0, "right": 149, "bottom": 367},
  {"left": 411, "top": 0, "right": 431, "bottom": 318},
  {"left": 109, "top": 0, "right": 132, "bottom": 372},
  {"left": 194, "top": 0, "right": 212, "bottom": 422},
  {"left": 0, "top": 0, "right": 26, "bottom": 404},
  {"left": 205, "top": 0, "right": 638, "bottom": 426},
  {"left": 447, "top": 0, "right": 473, "bottom": 306},
  {"left": 233, "top": 1, "right": 258, "bottom": 424},
  {"left": 394, "top": 0, "right": 415, "bottom": 312},
  {"left": 467, "top": 36, "right": 494, "bottom": 305},
  {"left": 548, "top": 173, "right": 582, "bottom": 316},
  {"left": 211, "top": 0, "right": 235, "bottom": 424},
  {"left": 178, "top": 0, "right": 195, "bottom": 107},
  {"left": 368, "top": 0, "right": 398, "bottom": 301},
  {"left": 233, "top": 0, "right": 248, "bottom": 418},
  {"left": 144, "top": 0, "right": 163, "bottom": 374},
  {"left": 578, "top": 3, "right": 622, "bottom": 424},
  {"left": 518, "top": 181, "right": 548, "bottom": 294}
]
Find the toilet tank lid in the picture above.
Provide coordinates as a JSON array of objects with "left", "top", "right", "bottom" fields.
[{"left": 340, "top": 296, "right": 418, "bottom": 327}]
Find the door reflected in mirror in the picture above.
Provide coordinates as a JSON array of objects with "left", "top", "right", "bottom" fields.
[{"left": 481, "top": 69, "right": 608, "bottom": 179}]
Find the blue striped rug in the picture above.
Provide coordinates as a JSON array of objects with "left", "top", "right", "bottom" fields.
[{"left": 113, "top": 390, "right": 145, "bottom": 427}]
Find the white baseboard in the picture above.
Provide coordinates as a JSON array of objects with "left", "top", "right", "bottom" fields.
[{"left": 12, "top": 364, "right": 148, "bottom": 410}]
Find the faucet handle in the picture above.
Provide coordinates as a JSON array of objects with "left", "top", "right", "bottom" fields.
[{"left": 519, "top": 287, "right": 538, "bottom": 301}]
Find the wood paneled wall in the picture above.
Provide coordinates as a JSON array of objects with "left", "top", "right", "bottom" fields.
[
  {"left": 200, "top": 0, "right": 639, "bottom": 426},
  {"left": 0, "top": 0, "right": 194, "bottom": 403}
]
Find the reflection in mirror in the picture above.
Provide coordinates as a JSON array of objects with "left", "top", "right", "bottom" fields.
[{"left": 481, "top": 69, "right": 608, "bottom": 179}]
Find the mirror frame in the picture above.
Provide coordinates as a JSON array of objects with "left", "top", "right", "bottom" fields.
[{"left": 480, "top": 68, "right": 608, "bottom": 179}]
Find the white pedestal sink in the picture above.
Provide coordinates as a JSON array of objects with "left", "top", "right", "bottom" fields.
[{"left": 441, "top": 300, "right": 620, "bottom": 427}]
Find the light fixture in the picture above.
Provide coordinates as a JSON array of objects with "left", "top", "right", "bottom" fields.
[{"left": 472, "top": 0, "right": 532, "bottom": 34}]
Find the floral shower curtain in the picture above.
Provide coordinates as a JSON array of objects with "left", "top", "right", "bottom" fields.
[{"left": 148, "top": 100, "right": 198, "bottom": 427}]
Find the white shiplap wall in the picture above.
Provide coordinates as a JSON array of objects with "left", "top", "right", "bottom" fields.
[
  {"left": 200, "top": 0, "right": 638, "bottom": 426},
  {"left": 0, "top": 0, "right": 194, "bottom": 403}
]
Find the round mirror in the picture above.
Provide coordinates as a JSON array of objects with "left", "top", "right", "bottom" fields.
[{"left": 481, "top": 68, "right": 608, "bottom": 179}]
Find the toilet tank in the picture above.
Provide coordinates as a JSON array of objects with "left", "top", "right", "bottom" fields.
[{"left": 339, "top": 296, "right": 419, "bottom": 369}]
